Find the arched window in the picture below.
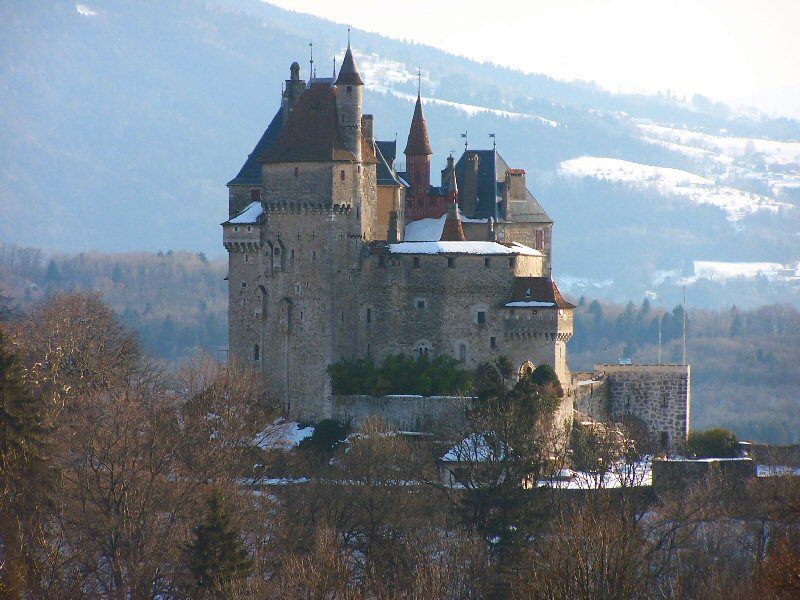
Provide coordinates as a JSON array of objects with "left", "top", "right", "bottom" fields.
[
  {"left": 254, "top": 343, "right": 260, "bottom": 361},
  {"left": 414, "top": 340, "right": 431, "bottom": 359},
  {"left": 519, "top": 361, "right": 535, "bottom": 379},
  {"left": 257, "top": 285, "right": 268, "bottom": 320}
]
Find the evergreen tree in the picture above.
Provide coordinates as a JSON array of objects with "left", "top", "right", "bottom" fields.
[
  {"left": 44, "top": 259, "right": 60, "bottom": 283},
  {"left": 0, "top": 330, "right": 48, "bottom": 597},
  {"left": 187, "top": 492, "right": 251, "bottom": 595}
]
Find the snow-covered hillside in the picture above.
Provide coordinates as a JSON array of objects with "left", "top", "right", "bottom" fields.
[{"left": 559, "top": 156, "right": 791, "bottom": 221}]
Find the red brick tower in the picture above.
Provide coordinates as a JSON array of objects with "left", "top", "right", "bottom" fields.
[{"left": 404, "top": 93, "right": 433, "bottom": 203}]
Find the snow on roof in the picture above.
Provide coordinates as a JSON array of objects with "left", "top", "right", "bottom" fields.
[
  {"left": 505, "top": 300, "right": 556, "bottom": 308},
  {"left": 227, "top": 202, "right": 264, "bottom": 224},
  {"left": 442, "top": 433, "right": 507, "bottom": 462},
  {"left": 404, "top": 212, "right": 488, "bottom": 241},
  {"left": 388, "top": 241, "right": 540, "bottom": 256}
]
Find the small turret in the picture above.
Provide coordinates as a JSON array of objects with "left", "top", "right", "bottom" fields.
[
  {"left": 335, "top": 42, "right": 364, "bottom": 162},
  {"left": 282, "top": 62, "right": 305, "bottom": 125},
  {"left": 440, "top": 202, "right": 466, "bottom": 242},
  {"left": 404, "top": 94, "right": 433, "bottom": 200},
  {"left": 441, "top": 154, "right": 458, "bottom": 196}
]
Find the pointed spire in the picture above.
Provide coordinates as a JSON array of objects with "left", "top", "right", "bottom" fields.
[
  {"left": 404, "top": 94, "right": 433, "bottom": 156},
  {"left": 335, "top": 32, "right": 364, "bottom": 86},
  {"left": 440, "top": 202, "right": 466, "bottom": 241}
]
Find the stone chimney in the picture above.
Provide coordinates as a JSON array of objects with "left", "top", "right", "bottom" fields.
[
  {"left": 361, "top": 114, "right": 374, "bottom": 143},
  {"left": 487, "top": 216, "right": 496, "bottom": 241},
  {"left": 504, "top": 168, "right": 526, "bottom": 220},
  {"left": 461, "top": 153, "right": 480, "bottom": 217},
  {"left": 387, "top": 210, "right": 401, "bottom": 242}
]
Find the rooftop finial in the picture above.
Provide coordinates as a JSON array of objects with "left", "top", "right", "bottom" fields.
[
  {"left": 490, "top": 132, "right": 496, "bottom": 150},
  {"left": 347, "top": 27, "right": 351, "bottom": 48},
  {"left": 333, "top": 56, "right": 336, "bottom": 79},
  {"left": 417, "top": 67, "right": 421, "bottom": 97},
  {"left": 461, "top": 131, "right": 468, "bottom": 151},
  {"left": 308, "top": 42, "right": 313, "bottom": 81}
]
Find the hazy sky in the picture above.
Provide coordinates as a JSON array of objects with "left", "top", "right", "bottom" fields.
[{"left": 267, "top": 0, "right": 800, "bottom": 118}]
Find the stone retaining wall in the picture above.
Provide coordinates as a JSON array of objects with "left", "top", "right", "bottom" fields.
[{"left": 330, "top": 395, "right": 469, "bottom": 432}]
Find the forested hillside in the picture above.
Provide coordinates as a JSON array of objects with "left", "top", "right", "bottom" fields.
[
  {"left": 0, "top": 244, "right": 226, "bottom": 360},
  {"left": 2, "top": 243, "right": 798, "bottom": 443},
  {"left": 2, "top": 0, "right": 799, "bottom": 307},
  {"left": 569, "top": 298, "right": 800, "bottom": 444}
]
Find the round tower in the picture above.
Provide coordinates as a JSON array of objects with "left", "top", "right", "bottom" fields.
[
  {"left": 404, "top": 93, "right": 433, "bottom": 201},
  {"left": 335, "top": 42, "right": 364, "bottom": 162}
]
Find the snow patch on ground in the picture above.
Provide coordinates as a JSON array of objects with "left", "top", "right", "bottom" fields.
[
  {"left": 559, "top": 156, "right": 791, "bottom": 221},
  {"left": 76, "top": 4, "right": 97, "bottom": 16},
  {"left": 676, "top": 260, "right": 800, "bottom": 285},
  {"left": 537, "top": 458, "right": 653, "bottom": 489},
  {"left": 638, "top": 123, "right": 800, "bottom": 168},
  {"left": 369, "top": 85, "right": 558, "bottom": 127},
  {"left": 757, "top": 465, "right": 800, "bottom": 477},
  {"left": 255, "top": 420, "right": 314, "bottom": 451},
  {"left": 557, "top": 275, "right": 614, "bottom": 293}
]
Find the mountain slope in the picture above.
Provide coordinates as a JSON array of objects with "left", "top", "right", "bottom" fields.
[{"left": 1, "top": 0, "right": 798, "bottom": 307}]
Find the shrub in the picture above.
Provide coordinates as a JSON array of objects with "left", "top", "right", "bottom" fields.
[
  {"left": 687, "top": 428, "right": 740, "bottom": 458},
  {"left": 327, "top": 354, "right": 474, "bottom": 396},
  {"left": 299, "top": 419, "right": 350, "bottom": 455}
]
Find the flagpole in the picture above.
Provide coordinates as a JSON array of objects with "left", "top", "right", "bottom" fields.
[
  {"left": 658, "top": 284, "right": 662, "bottom": 365},
  {"left": 682, "top": 284, "right": 687, "bottom": 366}
]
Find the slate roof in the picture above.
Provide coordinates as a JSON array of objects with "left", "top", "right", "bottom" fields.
[
  {"left": 454, "top": 149, "right": 552, "bottom": 224},
  {"left": 375, "top": 140, "right": 406, "bottom": 187},
  {"left": 262, "top": 83, "right": 375, "bottom": 164},
  {"left": 509, "top": 277, "right": 576, "bottom": 309},
  {"left": 335, "top": 45, "right": 364, "bottom": 86},
  {"left": 227, "top": 108, "right": 284, "bottom": 186},
  {"left": 404, "top": 95, "right": 433, "bottom": 156},
  {"left": 454, "top": 149, "right": 499, "bottom": 219}
]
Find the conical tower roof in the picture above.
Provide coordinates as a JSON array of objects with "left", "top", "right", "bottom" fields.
[
  {"left": 335, "top": 44, "right": 364, "bottom": 86},
  {"left": 440, "top": 202, "right": 466, "bottom": 241},
  {"left": 404, "top": 94, "right": 433, "bottom": 156}
]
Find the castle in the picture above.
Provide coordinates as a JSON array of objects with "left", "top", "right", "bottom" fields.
[{"left": 222, "top": 44, "right": 690, "bottom": 448}]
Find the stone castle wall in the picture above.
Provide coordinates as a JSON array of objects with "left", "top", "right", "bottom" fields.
[
  {"left": 330, "top": 395, "right": 468, "bottom": 433},
  {"left": 572, "top": 374, "right": 610, "bottom": 421},
  {"left": 596, "top": 364, "right": 691, "bottom": 448},
  {"left": 330, "top": 393, "right": 574, "bottom": 438}
]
